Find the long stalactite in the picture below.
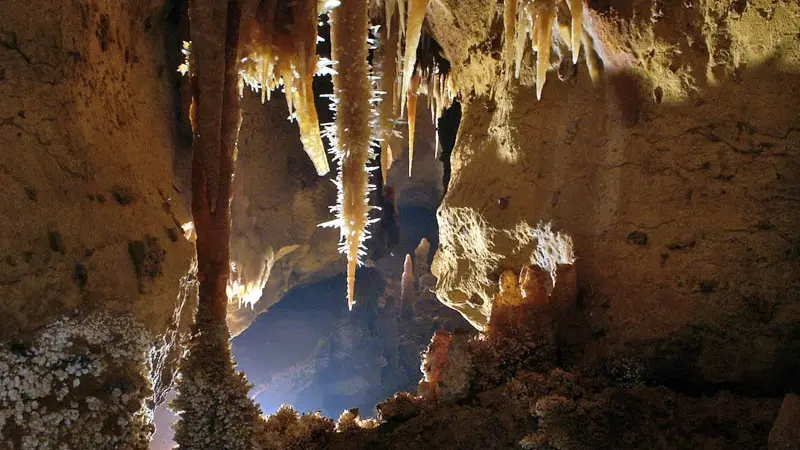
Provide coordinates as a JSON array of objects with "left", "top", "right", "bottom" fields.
[
  {"left": 399, "top": 0, "right": 430, "bottom": 116},
  {"left": 322, "top": 0, "right": 378, "bottom": 310},
  {"left": 376, "top": 7, "right": 401, "bottom": 185}
]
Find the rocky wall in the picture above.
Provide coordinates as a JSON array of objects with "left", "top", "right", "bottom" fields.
[
  {"left": 430, "top": 0, "right": 800, "bottom": 390},
  {"left": 0, "top": 0, "right": 194, "bottom": 339}
]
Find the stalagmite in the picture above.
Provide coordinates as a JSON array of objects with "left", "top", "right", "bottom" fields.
[
  {"left": 414, "top": 237, "right": 430, "bottom": 278},
  {"left": 321, "top": 0, "right": 378, "bottom": 311},
  {"left": 239, "top": 0, "right": 330, "bottom": 176},
  {"left": 400, "top": 254, "right": 415, "bottom": 308},
  {"left": 519, "top": 265, "right": 551, "bottom": 305},
  {"left": 399, "top": 0, "right": 430, "bottom": 116},
  {"left": 406, "top": 73, "right": 421, "bottom": 177}
]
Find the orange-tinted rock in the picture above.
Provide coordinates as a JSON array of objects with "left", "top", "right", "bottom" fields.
[
  {"left": 550, "top": 264, "right": 577, "bottom": 310},
  {"left": 419, "top": 330, "right": 453, "bottom": 401},
  {"left": 520, "top": 265, "right": 551, "bottom": 306}
]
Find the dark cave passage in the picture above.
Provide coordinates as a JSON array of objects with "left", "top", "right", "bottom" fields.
[
  {"left": 232, "top": 205, "right": 467, "bottom": 418},
  {"left": 437, "top": 100, "right": 461, "bottom": 194}
]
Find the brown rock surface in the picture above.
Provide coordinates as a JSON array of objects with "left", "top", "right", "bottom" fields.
[
  {"left": 769, "top": 393, "right": 800, "bottom": 450},
  {"left": 0, "top": 0, "right": 195, "bottom": 339},
  {"left": 429, "top": 0, "right": 800, "bottom": 388}
]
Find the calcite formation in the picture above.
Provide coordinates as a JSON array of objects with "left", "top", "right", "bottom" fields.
[
  {"left": 400, "top": 254, "right": 416, "bottom": 308},
  {"left": 322, "top": 0, "right": 378, "bottom": 310},
  {"left": 432, "top": 209, "right": 574, "bottom": 330},
  {"left": 0, "top": 313, "right": 155, "bottom": 449},
  {"left": 239, "top": 0, "right": 332, "bottom": 176},
  {"left": 417, "top": 330, "right": 452, "bottom": 402}
]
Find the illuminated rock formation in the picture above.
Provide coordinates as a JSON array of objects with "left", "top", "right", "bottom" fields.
[
  {"left": 400, "top": 254, "right": 416, "bottom": 310},
  {"left": 239, "top": 0, "right": 331, "bottom": 176},
  {"left": 430, "top": 0, "right": 800, "bottom": 396},
  {"left": 432, "top": 211, "right": 574, "bottom": 330},
  {"left": 413, "top": 237, "right": 431, "bottom": 278},
  {"left": 322, "top": 0, "right": 379, "bottom": 310}
]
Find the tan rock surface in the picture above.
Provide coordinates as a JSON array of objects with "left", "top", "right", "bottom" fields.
[
  {"left": 224, "top": 90, "right": 342, "bottom": 336},
  {"left": 430, "top": 0, "right": 800, "bottom": 385},
  {"left": 0, "top": 0, "right": 195, "bottom": 339}
]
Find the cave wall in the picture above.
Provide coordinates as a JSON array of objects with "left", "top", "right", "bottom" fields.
[
  {"left": 428, "top": 0, "right": 800, "bottom": 389},
  {"left": 0, "top": 1, "right": 198, "bottom": 446},
  {"left": 0, "top": 0, "right": 194, "bottom": 339},
  {"left": 225, "top": 90, "right": 343, "bottom": 336}
]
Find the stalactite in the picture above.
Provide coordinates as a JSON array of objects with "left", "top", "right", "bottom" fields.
[
  {"left": 406, "top": 72, "right": 421, "bottom": 177},
  {"left": 385, "top": 0, "right": 397, "bottom": 37},
  {"left": 415, "top": 40, "right": 454, "bottom": 163},
  {"left": 399, "top": 0, "right": 430, "bottom": 116},
  {"left": 397, "top": 0, "right": 407, "bottom": 39},
  {"left": 581, "top": 28, "right": 601, "bottom": 83},
  {"left": 566, "top": 0, "right": 583, "bottom": 64},
  {"left": 320, "top": 0, "right": 379, "bottom": 311},
  {"left": 377, "top": 8, "right": 401, "bottom": 184},
  {"left": 487, "top": 0, "right": 498, "bottom": 26},
  {"left": 513, "top": 5, "right": 529, "bottom": 79},
  {"left": 508, "top": 0, "right": 586, "bottom": 100},
  {"left": 532, "top": 0, "right": 556, "bottom": 100},
  {"left": 239, "top": 0, "right": 330, "bottom": 176}
]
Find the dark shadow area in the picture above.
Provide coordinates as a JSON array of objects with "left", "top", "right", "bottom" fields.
[{"left": 437, "top": 101, "right": 461, "bottom": 193}]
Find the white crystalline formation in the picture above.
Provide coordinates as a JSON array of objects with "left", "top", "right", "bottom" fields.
[
  {"left": 0, "top": 313, "right": 155, "bottom": 450},
  {"left": 319, "top": 0, "right": 382, "bottom": 311}
]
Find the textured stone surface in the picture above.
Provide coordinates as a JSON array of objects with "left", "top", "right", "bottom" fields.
[
  {"left": 429, "top": 0, "right": 800, "bottom": 389},
  {"left": 0, "top": 0, "right": 195, "bottom": 339}
]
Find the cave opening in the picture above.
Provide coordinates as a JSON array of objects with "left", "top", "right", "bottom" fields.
[
  {"left": 222, "top": 24, "right": 469, "bottom": 419},
  {"left": 229, "top": 88, "right": 468, "bottom": 419}
]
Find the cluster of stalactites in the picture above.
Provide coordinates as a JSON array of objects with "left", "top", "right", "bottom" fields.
[
  {"left": 376, "top": 0, "right": 458, "bottom": 181},
  {"left": 373, "top": 0, "right": 433, "bottom": 181},
  {"left": 501, "top": 0, "right": 586, "bottom": 100},
  {"left": 416, "top": 63, "right": 455, "bottom": 164},
  {"left": 238, "top": 0, "right": 333, "bottom": 176}
]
